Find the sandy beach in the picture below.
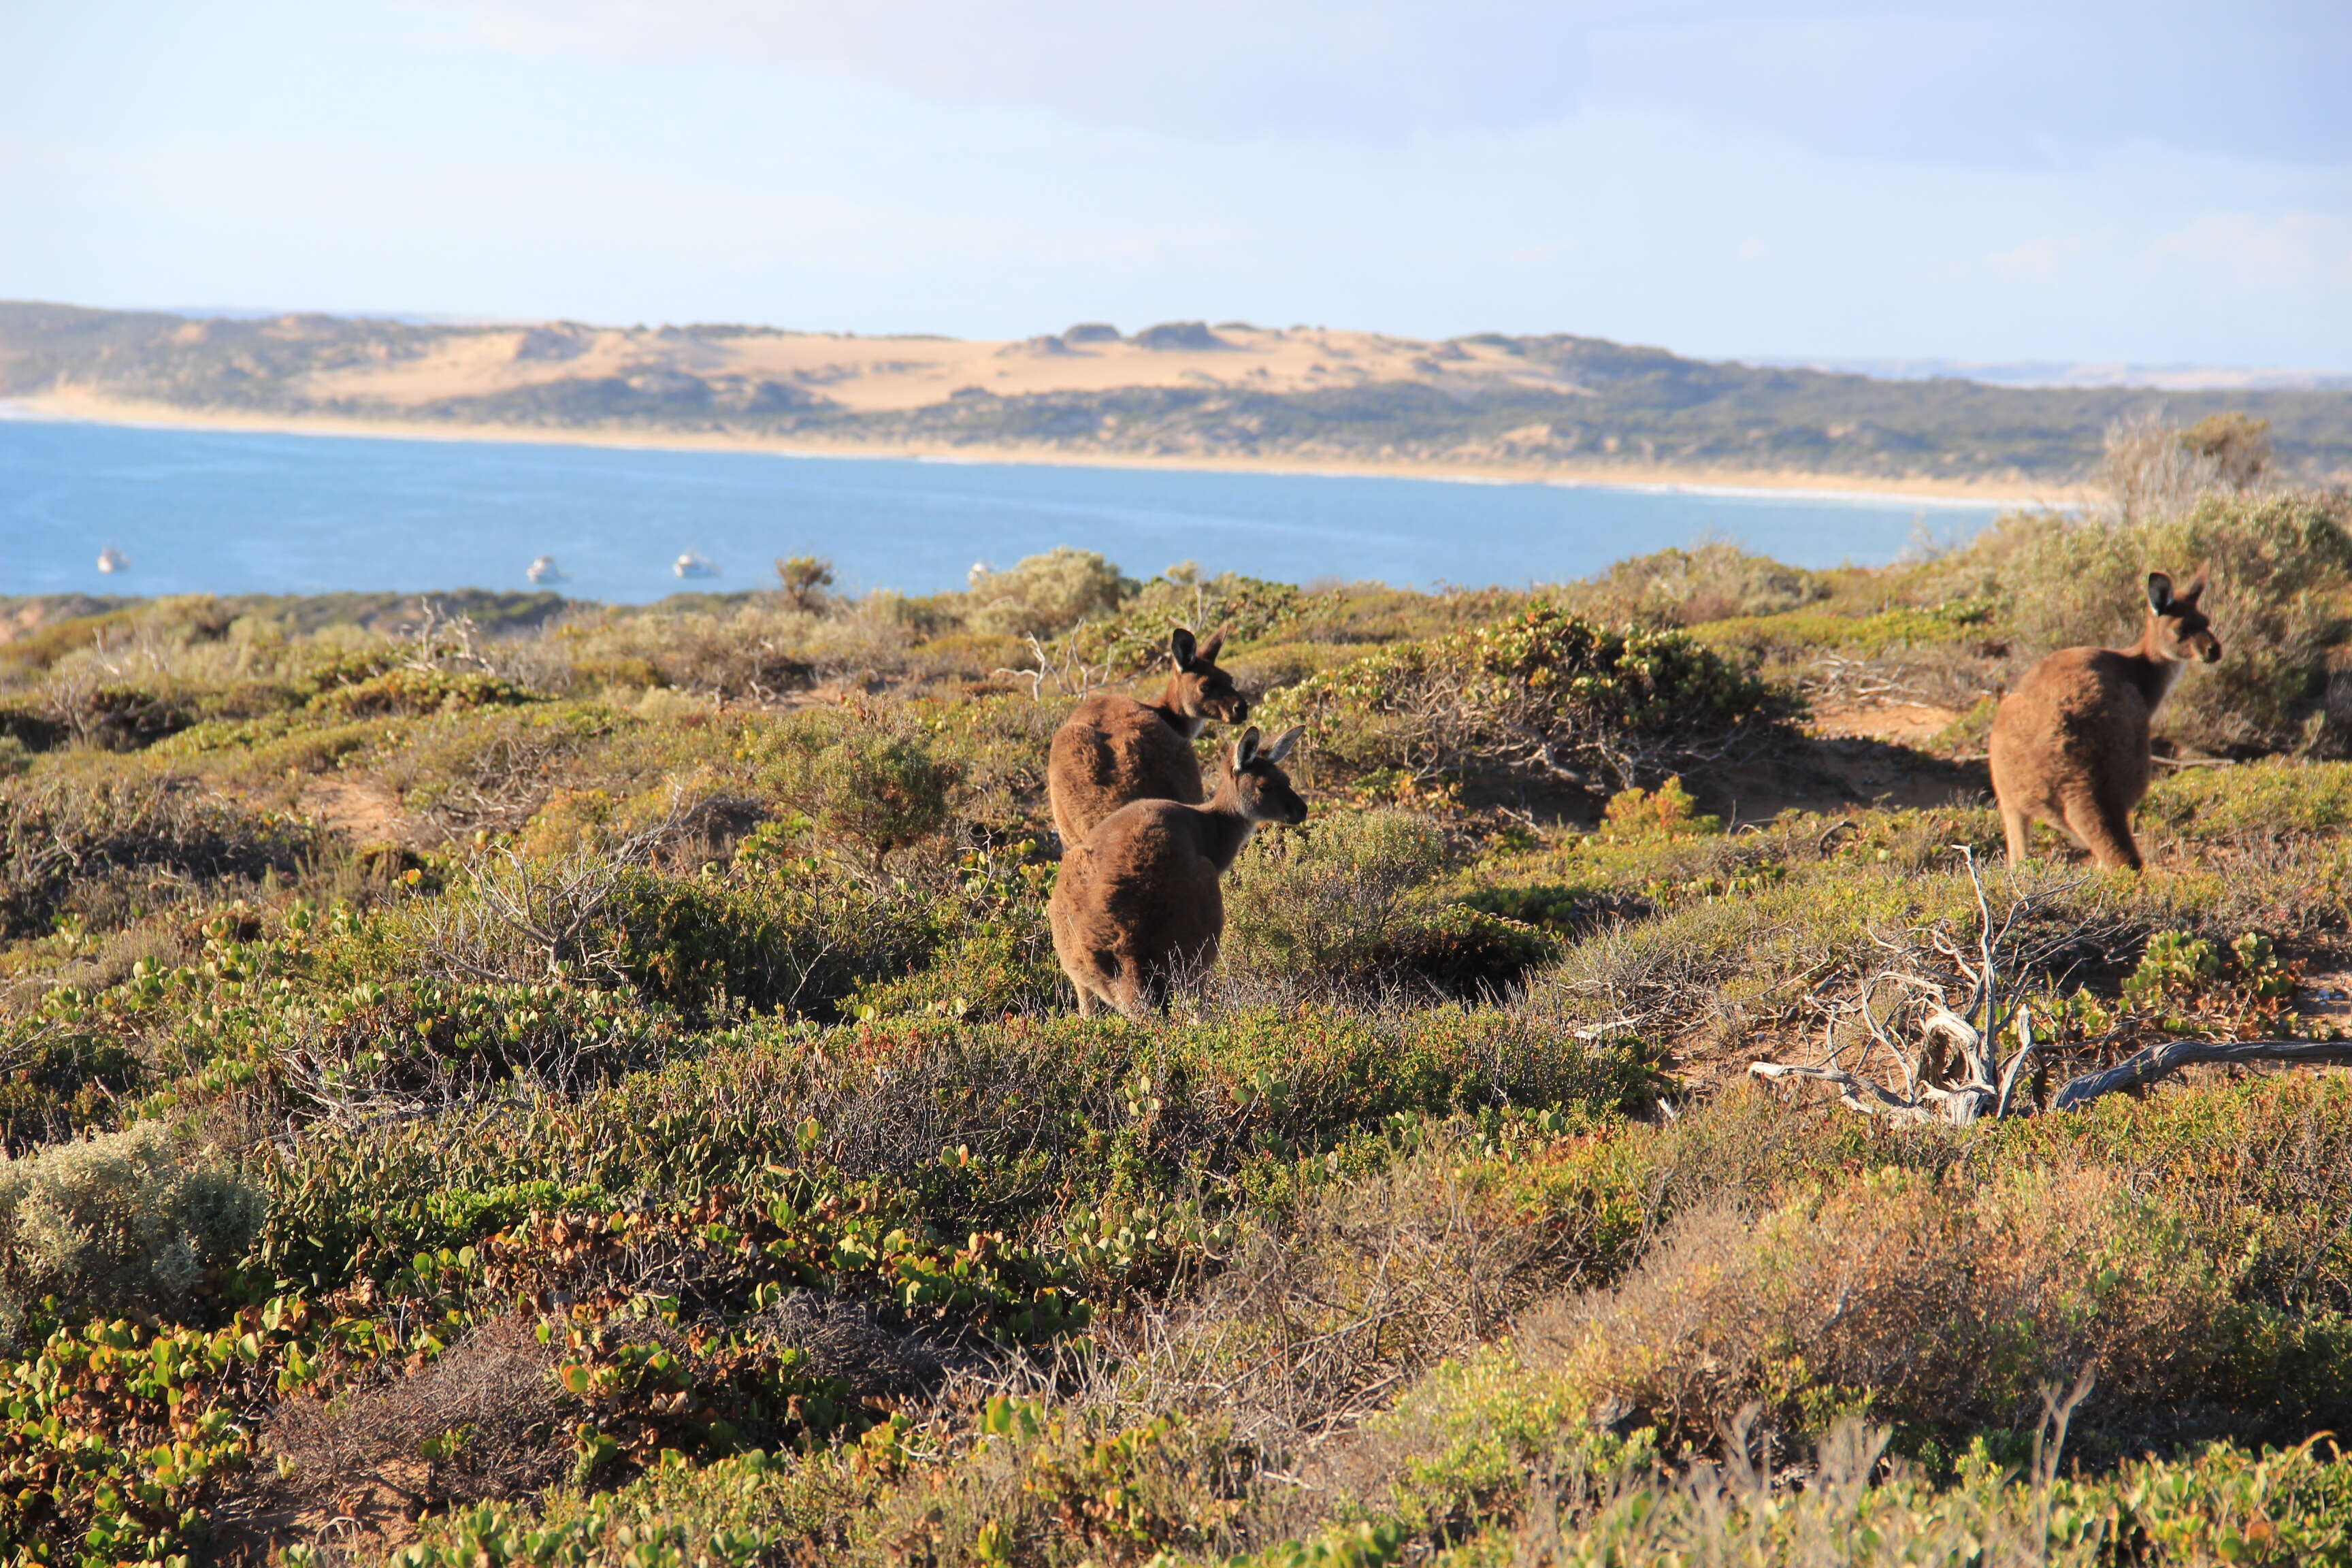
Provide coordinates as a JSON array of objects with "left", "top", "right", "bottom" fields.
[{"left": 8, "top": 390, "right": 2073, "bottom": 510}]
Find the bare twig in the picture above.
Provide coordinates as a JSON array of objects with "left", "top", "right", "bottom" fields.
[
  {"left": 993, "top": 632, "right": 1117, "bottom": 701},
  {"left": 399, "top": 598, "right": 494, "bottom": 674},
  {"left": 1746, "top": 1061, "right": 1942, "bottom": 1124}
]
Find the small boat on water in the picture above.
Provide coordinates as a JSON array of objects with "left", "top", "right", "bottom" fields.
[
  {"left": 673, "top": 551, "right": 720, "bottom": 579},
  {"left": 527, "top": 554, "right": 568, "bottom": 585},
  {"left": 95, "top": 546, "right": 129, "bottom": 575}
]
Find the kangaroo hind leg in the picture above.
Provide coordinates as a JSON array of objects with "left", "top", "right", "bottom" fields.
[
  {"left": 2062, "top": 791, "right": 2142, "bottom": 870},
  {"left": 1998, "top": 800, "right": 2032, "bottom": 866}
]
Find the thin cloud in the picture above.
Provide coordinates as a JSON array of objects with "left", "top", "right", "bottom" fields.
[
  {"left": 1982, "top": 230, "right": 2112, "bottom": 282},
  {"left": 429, "top": 0, "right": 2351, "bottom": 165},
  {"left": 2149, "top": 211, "right": 2352, "bottom": 290}
]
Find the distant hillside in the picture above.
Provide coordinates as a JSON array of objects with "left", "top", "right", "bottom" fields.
[{"left": 7, "top": 300, "right": 2351, "bottom": 487}]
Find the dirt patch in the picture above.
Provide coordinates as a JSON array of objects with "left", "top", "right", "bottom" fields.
[
  {"left": 1807, "top": 700, "right": 1962, "bottom": 746},
  {"left": 1697, "top": 730, "right": 1990, "bottom": 826},
  {"left": 299, "top": 774, "right": 426, "bottom": 847},
  {"left": 2295, "top": 967, "right": 2352, "bottom": 1033}
]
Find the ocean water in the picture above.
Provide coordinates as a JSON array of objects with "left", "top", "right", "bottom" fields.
[{"left": 0, "top": 413, "right": 2005, "bottom": 601}]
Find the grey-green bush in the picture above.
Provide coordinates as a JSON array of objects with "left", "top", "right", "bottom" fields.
[
  {"left": 964, "top": 546, "right": 1137, "bottom": 638},
  {"left": 0, "top": 1120, "right": 264, "bottom": 1339},
  {"left": 1555, "top": 541, "right": 1831, "bottom": 628},
  {"left": 1220, "top": 808, "right": 1533, "bottom": 999},
  {"left": 1955, "top": 492, "right": 2352, "bottom": 754}
]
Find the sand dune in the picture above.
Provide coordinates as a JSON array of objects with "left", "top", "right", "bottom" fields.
[{"left": 292, "top": 321, "right": 1585, "bottom": 414}]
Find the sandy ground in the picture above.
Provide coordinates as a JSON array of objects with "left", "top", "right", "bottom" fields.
[
  {"left": 14, "top": 389, "right": 2068, "bottom": 507},
  {"left": 290, "top": 321, "right": 1509, "bottom": 414},
  {"left": 1806, "top": 700, "right": 1965, "bottom": 745},
  {"left": 297, "top": 776, "right": 422, "bottom": 847}
]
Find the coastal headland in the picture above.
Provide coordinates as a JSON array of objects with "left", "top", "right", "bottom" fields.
[{"left": 5, "top": 301, "right": 2347, "bottom": 499}]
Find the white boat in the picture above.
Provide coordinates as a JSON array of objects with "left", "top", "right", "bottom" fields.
[
  {"left": 527, "top": 554, "right": 568, "bottom": 585},
  {"left": 95, "top": 546, "right": 129, "bottom": 575},
  {"left": 673, "top": 551, "right": 720, "bottom": 579}
]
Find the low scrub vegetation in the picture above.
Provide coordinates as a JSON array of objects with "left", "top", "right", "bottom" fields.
[{"left": 3, "top": 427, "right": 2352, "bottom": 1563}]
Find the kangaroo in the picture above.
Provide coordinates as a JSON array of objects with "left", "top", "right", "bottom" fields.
[
  {"left": 1049, "top": 724, "right": 1307, "bottom": 1018},
  {"left": 1047, "top": 624, "right": 1250, "bottom": 847},
  {"left": 1989, "top": 568, "right": 2221, "bottom": 870}
]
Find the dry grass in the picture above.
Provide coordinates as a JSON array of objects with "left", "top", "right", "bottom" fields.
[
  {"left": 242, "top": 1316, "right": 574, "bottom": 1554},
  {"left": 1520, "top": 1166, "right": 2229, "bottom": 1451}
]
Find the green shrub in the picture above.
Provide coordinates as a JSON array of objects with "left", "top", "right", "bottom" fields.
[
  {"left": 1689, "top": 602, "right": 1993, "bottom": 659},
  {"left": 770, "top": 732, "right": 963, "bottom": 873},
  {"left": 1063, "top": 566, "right": 1304, "bottom": 676},
  {"left": 0, "top": 1121, "right": 263, "bottom": 1341},
  {"left": 306, "top": 666, "right": 540, "bottom": 719},
  {"left": 1222, "top": 811, "right": 1562, "bottom": 1000},
  {"left": 389, "top": 1448, "right": 864, "bottom": 1568},
  {"left": 1556, "top": 541, "right": 1831, "bottom": 628},
  {"left": 0, "top": 770, "right": 322, "bottom": 938},
  {"left": 1309, "top": 1414, "right": 2352, "bottom": 1568},
  {"left": 852, "top": 918, "right": 1063, "bottom": 1019},
  {"left": 2144, "top": 756, "right": 2352, "bottom": 837},
  {"left": 964, "top": 546, "right": 1137, "bottom": 638},
  {"left": 610, "top": 867, "right": 949, "bottom": 1019},
  {"left": 1599, "top": 775, "right": 1721, "bottom": 838},
  {"left": 1262, "top": 603, "right": 1791, "bottom": 794},
  {"left": 402, "top": 856, "right": 943, "bottom": 1022}
]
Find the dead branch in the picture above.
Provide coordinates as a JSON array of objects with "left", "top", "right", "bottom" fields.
[
  {"left": 994, "top": 632, "right": 1117, "bottom": 701},
  {"left": 2051, "top": 1039, "right": 2352, "bottom": 1111},
  {"left": 1752, "top": 854, "right": 2127, "bottom": 1124},
  {"left": 1745, "top": 1062, "right": 1942, "bottom": 1124},
  {"left": 400, "top": 598, "right": 495, "bottom": 674}
]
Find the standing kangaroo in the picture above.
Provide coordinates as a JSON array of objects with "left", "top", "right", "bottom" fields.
[
  {"left": 1047, "top": 624, "right": 1249, "bottom": 847},
  {"left": 1989, "top": 568, "right": 2221, "bottom": 870},
  {"left": 1050, "top": 724, "right": 1307, "bottom": 1018}
]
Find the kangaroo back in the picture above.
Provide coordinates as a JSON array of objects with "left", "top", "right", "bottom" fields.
[
  {"left": 1047, "top": 624, "right": 1248, "bottom": 846},
  {"left": 1050, "top": 725, "right": 1305, "bottom": 1017},
  {"left": 1989, "top": 568, "right": 2221, "bottom": 870}
]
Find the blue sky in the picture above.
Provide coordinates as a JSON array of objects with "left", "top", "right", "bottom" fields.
[{"left": 3, "top": 1, "right": 2347, "bottom": 368}]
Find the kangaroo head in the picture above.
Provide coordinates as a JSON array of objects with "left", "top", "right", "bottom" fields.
[
  {"left": 1165, "top": 624, "right": 1250, "bottom": 730},
  {"left": 1224, "top": 725, "right": 1308, "bottom": 826},
  {"left": 2145, "top": 568, "right": 2221, "bottom": 664}
]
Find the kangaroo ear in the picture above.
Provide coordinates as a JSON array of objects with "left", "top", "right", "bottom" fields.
[
  {"left": 1260, "top": 724, "right": 1305, "bottom": 764},
  {"left": 1232, "top": 726, "right": 1262, "bottom": 768},
  {"left": 2146, "top": 572, "right": 2174, "bottom": 614},
  {"left": 1195, "top": 622, "right": 1230, "bottom": 665},
  {"left": 2176, "top": 565, "right": 2210, "bottom": 606},
  {"left": 1169, "top": 626, "right": 1198, "bottom": 670}
]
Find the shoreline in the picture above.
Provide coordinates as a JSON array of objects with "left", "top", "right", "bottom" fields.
[{"left": 3, "top": 392, "right": 2072, "bottom": 509}]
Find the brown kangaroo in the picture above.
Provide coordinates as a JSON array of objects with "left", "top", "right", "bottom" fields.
[
  {"left": 1049, "top": 724, "right": 1307, "bottom": 1018},
  {"left": 1989, "top": 568, "right": 2221, "bottom": 870},
  {"left": 1047, "top": 624, "right": 1250, "bottom": 847}
]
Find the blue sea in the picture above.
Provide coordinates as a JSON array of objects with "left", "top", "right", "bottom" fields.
[{"left": 0, "top": 412, "right": 2005, "bottom": 601}]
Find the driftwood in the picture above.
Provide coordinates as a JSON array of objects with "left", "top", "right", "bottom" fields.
[
  {"left": 1757, "top": 1036, "right": 2352, "bottom": 1118},
  {"left": 1746, "top": 845, "right": 2352, "bottom": 1121},
  {"left": 2048, "top": 1038, "right": 2352, "bottom": 1111}
]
